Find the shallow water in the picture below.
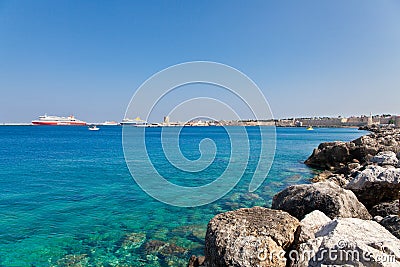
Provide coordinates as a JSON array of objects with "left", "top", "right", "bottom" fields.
[{"left": 0, "top": 126, "right": 366, "bottom": 266}]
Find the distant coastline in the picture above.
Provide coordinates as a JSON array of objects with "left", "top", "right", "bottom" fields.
[
  {"left": 1, "top": 114, "right": 399, "bottom": 128},
  {"left": 1, "top": 113, "right": 399, "bottom": 128}
]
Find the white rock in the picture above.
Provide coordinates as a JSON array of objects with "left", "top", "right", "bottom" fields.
[
  {"left": 297, "top": 210, "right": 331, "bottom": 244},
  {"left": 374, "top": 216, "right": 384, "bottom": 223},
  {"left": 347, "top": 165, "right": 387, "bottom": 190},
  {"left": 345, "top": 165, "right": 400, "bottom": 208},
  {"left": 347, "top": 165, "right": 400, "bottom": 189},
  {"left": 294, "top": 218, "right": 400, "bottom": 267},
  {"left": 371, "top": 151, "right": 399, "bottom": 166}
]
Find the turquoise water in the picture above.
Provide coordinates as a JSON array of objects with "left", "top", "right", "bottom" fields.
[{"left": 0, "top": 126, "right": 366, "bottom": 266}]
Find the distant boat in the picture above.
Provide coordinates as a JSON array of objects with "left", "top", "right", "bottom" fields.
[
  {"left": 306, "top": 126, "right": 314, "bottom": 131},
  {"left": 103, "top": 121, "right": 119, "bottom": 126},
  {"left": 88, "top": 125, "right": 100, "bottom": 131},
  {"left": 120, "top": 117, "right": 147, "bottom": 126},
  {"left": 32, "top": 114, "right": 87, "bottom": 125}
]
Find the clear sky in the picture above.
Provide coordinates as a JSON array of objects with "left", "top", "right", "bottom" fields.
[{"left": 1, "top": 1, "right": 399, "bottom": 123}]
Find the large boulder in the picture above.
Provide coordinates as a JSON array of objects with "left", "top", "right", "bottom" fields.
[
  {"left": 271, "top": 182, "right": 371, "bottom": 220},
  {"left": 371, "top": 151, "right": 399, "bottom": 166},
  {"left": 304, "top": 142, "right": 351, "bottom": 170},
  {"left": 294, "top": 218, "right": 400, "bottom": 266},
  {"left": 204, "top": 207, "right": 299, "bottom": 267},
  {"left": 369, "top": 200, "right": 399, "bottom": 217},
  {"left": 346, "top": 165, "right": 400, "bottom": 208},
  {"left": 380, "top": 215, "right": 400, "bottom": 239}
]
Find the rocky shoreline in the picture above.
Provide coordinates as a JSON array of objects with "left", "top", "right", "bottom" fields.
[{"left": 188, "top": 127, "right": 400, "bottom": 267}]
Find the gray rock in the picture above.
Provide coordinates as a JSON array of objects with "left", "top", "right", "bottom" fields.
[
  {"left": 294, "top": 218, "right": 400, "bottom": 266},
  {"left": 380, "top": 215, "right": 400, "bottom": 239},
  {"left": 371, "top": 151, "right": 399, "bottom": 166},
  {"left": 305, "top": 142, "right": 351, "bottom": 170},
  {"left": 311, "top": 170, "right": 333, "bottom": 183},
  {"left": 272, "top": 182, "right": 371, "bottom": 220},
  {"left": 346, "top": 165, "right": 400, "bottom": 208},
  {"left": 369, "top": 200, "right": 399, "bottom": 217},
  {"left": 296, "top": 210, "right": 331, "bottom": 244},
  {"left": 338, "top": 162, "right": 361, "bottom": 176},
  {"left": 204, "top": 207, "right": 299, "bottom": 267},
  {"left": 327, "top": 173, "right": 350, "bottom": 187}
]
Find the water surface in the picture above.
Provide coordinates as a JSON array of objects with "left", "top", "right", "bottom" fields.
[{"left": 0, "top": 126, "right": 366, "bottom": 266}]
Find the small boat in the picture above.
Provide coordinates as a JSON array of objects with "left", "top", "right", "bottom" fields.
[
  {"left": 88, "top": 125, "right": 100, "bottom": 131},
  {"left": 306, "top": 126, "right": 314, "bottom": 131}
]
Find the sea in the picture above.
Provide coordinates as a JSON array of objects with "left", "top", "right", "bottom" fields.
[{"left": 0, "top": 126, "right": 366, "bottom": 266}]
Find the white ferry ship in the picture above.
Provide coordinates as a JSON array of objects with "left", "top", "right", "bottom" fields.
[
  {"left": 32, "top": 114, "right": 87, "bottom": 126},
  {"left": 120, "top": 117, "right": 147, "bottom": 126}
]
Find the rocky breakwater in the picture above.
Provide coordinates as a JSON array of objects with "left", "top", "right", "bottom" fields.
[
  {"left": 304, "top": 127, "right": 400, "bottom": 171},
  {"left": 189, "top": 128, "right": 400, "bottom": 266},
  {"left": 304, "top": 128, "right": 400, "bottom": 240}
]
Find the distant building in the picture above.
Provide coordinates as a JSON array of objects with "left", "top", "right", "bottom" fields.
[
  {"left": 163, "top": 116, "right": 170, "bottom": 126},
  {"left": 395, "top": 116, "right": 400, "bottom": 128},
  {"left": 367, "top": 113, "right": 373, "bottom": 126},
  {"left": 295, "top": 120, "right": 303, "bottom": 127}
]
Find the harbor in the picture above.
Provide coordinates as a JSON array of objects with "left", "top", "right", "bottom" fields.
[{"left": 2, "top": 114, "right": 399, "bottom": 128}]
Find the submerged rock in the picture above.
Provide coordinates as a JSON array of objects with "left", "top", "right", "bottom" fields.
[
  {"left": 346, "top": 165, "right": 400, "bottom": 208},
  {"left": 294, "top": 218, "right": 400, "bottom": 266},
  {"left": 120, "top": 232, "right": 146, "bottom": 250},
  {"left": 271, "top": 182, "right": 371, "bottom": 220},
  {"left": 171, "top": 224, "right": 206, "bottom": 244},
  {"left": 56, "top": 254, "right": 89, "bottom": 267},
  {"left": 369, "top": 200, "right": 399, "bottom": 217},
  {"left": 204, "top": 207, "right": 299, "bottom": 267},
  {"left": 187, "top": 255, "right": 205, "bottom": 267},
  {"left": 143, "top": 240, "right": 188, "bottom": 258},
  {"left": 380, "top": 215, "right": 400, "bottom": 239}
]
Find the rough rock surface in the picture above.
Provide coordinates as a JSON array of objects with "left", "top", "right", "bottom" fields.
[
  {"left": 380, "top": 215, "right": 400, "bottom": 239},
  {"left": 305, "top": 141, "right": 353, "bottom": 170},
  {"left": 187, "top": 255, "right": 205, "bottom": 267},
  {"left": 371, "top": 151, "right": 399, "bottom": 166},
  {"left": 305, "top": 128, "right": 400, "bottom": 170},
  {"left": 204, "top": 207, "right": 299, "bottom": 267},
  {"left": 271, "top": 182, "right": 371, "bottom": 220},
  {"left": 295, "top": 210, "right": 331, "bottom": 244},
  {"left": 294, "top": 218, "right": 400, "bottom": 267},
  {"left": 312, "top": 171, "right": 352, "bottom": 187},
  {"left": 346, "top": 165, "right": 400, "bottom": 208},
  {"left": 369, "top": 200, "right": 399, "bottom": 217}
]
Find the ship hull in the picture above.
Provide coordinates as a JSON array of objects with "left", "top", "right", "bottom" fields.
[{"left": 32, "top": 121, "right": 87, "bottom": 126}]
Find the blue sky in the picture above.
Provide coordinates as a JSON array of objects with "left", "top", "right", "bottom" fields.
[{"left": 0, "top": 1, "right": 399, "bottom": 122}]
